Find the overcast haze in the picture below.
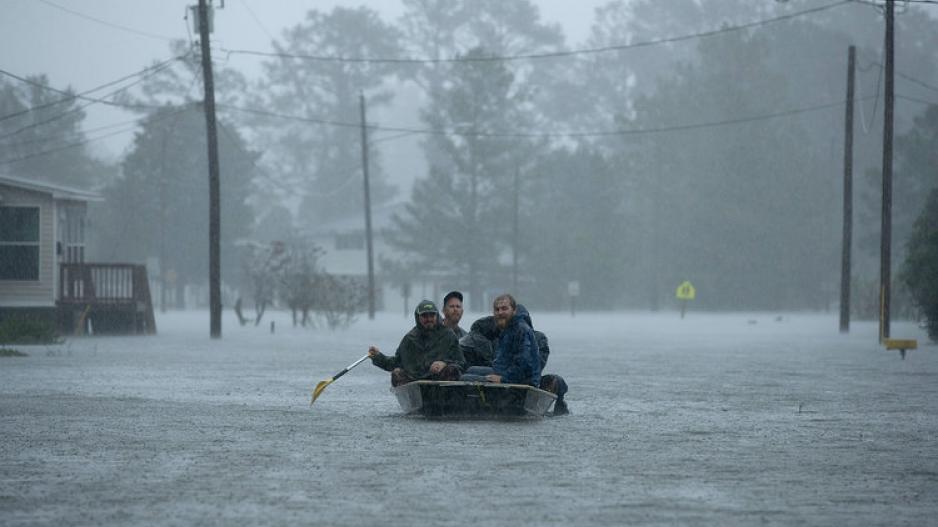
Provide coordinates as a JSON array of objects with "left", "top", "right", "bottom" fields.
[
  {"left": 2, "top": 3, "right": 938, "bottom": 523},
  {"left": 0, "top": 0, "right": 603, "bottom": 161},
  {"left": 2, "top": 0, "right": 937, "bottom": 314}
]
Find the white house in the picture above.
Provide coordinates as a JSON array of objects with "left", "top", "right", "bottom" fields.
[
  {"left": 0, "top": 175, "right": 155, "bottom": 334},
  {"left": 0, "top": 175, "right": 98, "bottom": 311},
  {"left": 302, "top": 201, "right": 462, "bottom": 317}
]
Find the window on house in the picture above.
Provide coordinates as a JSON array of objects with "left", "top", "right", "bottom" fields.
[
  {"left": 335, "top": 232, "right": 364, "bottom": 250},
  {"left": 0, "top": 206, "right": 40, "bottom": 280}
]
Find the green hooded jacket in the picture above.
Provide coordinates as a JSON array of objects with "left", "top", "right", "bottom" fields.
[{"left": 371, "top": 301, "right": 466, "bottom": 378}]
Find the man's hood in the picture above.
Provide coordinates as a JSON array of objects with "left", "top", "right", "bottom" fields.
[
  {"left": 469, "top": 316, "right": 498, "bottom": 340},
  {"left": 514, "top": 304, "right": 533, "bottom": 328}
]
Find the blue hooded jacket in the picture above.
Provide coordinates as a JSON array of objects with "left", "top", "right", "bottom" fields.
[{"left": 491, "top": 305, "right": 541, "bottom": 386}]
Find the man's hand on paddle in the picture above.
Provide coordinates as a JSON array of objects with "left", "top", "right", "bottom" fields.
[
  {"left": 428, "top": 361, "right": 447, "bottom": 374},
  {"left": 367, "top": 346, "right": 380, "bottom": 358}
]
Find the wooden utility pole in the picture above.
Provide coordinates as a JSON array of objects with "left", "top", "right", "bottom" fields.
[
  {"left": 840, "top": 45, "right": 856, "bottom": 334},
  {"left": 879, "top": 0, "right": 895, "bottom": 341},
  {"left": 359, "top": 93, "right": 376, "bottom": 320},
  {"left": 512, "top": 165, "right": 520, "bottom": 295},
  {"left": 197, "top": 0, "right": 222, "bottom": 338}
]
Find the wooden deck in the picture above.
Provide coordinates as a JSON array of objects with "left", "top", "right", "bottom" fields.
[{"left": 58, "top": 263, "right": 157, "bottom": 335}]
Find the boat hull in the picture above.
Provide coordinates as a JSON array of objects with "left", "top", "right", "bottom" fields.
[{"left": 391, "top": 380, "right": 557, "bottom": 418}]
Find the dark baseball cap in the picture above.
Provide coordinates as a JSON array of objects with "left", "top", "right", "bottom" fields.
[
  {"left": 415, "top": 300, "right": 438, "bottom": 315},
  {"left": 443, "top": 291, "right": 463, "bottom": 305}
]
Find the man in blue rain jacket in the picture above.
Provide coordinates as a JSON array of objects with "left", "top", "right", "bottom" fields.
[{"left": 460, "top": 294, "right": 540, "bottom": 387}]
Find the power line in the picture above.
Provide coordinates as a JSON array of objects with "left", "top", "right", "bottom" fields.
[
  {"left": 236, "top": 0, "right": 277, "bottom": 42},
  {"left": 219, "top": 98, "right": 861, "bottom": 140},
  {"left": 6, "top": 75, "right": 203, "bottom": 151},
  {"left": 852, "top": 0, "right": 938, "bottom": 5},
  {"left": 897, "top": 94, "right": 938, "bottom": 105},
  {"left": 895, "top": 70, "right": 938, "bottom": 94},
  {"left": 0, "top": 106, "right": 192, "bottom": 167},
  {"left": 8, "top": 92, "right": 926, "bottom": 170},
  {"left": 222, "top": 0, "right": 852, "bottom": 64},
  {"left": 0, "top": 59, "right": 182, "bottom": 142},
  {"left": 861, "top": 57, "right": 938, "bottom": 94},
  {"left": 5, "top": 116, "right": 146, "bottom": 150},
  {"left": 217, "top": 120, "right": 365, "bottom": 201},
  {"left": 0, "top": 54, "right": 190, "bottom": 123},
  {"left": 856, "top": 55, "right": 884, "bottom": 133},
  {"left": 36, "top": 0, "right": 177, "bottom": 42}
]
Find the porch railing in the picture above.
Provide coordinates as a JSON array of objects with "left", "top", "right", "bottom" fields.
[{"left": 59, "top": 263, "right": 156, "bottom": 334}]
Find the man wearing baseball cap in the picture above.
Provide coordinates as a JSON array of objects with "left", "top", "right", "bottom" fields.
[
  {"left": 367, "top": 299, "right": 466, "bottom": 386},
  {"left": 441, "top": 290, "right": 467, "bottom": 339}
]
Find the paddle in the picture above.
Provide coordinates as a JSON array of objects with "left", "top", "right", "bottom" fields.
[{"left": 310, "top": 354, "right": 370, "bottom": 405}]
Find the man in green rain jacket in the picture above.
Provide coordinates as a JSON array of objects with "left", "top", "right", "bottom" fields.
[{"left": 368, "top": 300, "right": 466, "bottom": 386}]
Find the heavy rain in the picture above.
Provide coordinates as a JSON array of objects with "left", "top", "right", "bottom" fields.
[{"left": 1, "top": 1, "right": 937, "bottom": 525}]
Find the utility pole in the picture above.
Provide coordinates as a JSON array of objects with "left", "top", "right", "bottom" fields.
[
  {"left": 359, "top": 93, "right": 376, "bottom": 320},
  {"left": 840, "top": 45, "right": 856, "bottom": 334},
  {"left": 512, "top": 165, "right": 520, "bottom": 295},
  {"left": 197, "top": 0, "right": 222, "bottom": 338},
  {"left": 879, "top": 0, "right": 895, "bottom": 341}
]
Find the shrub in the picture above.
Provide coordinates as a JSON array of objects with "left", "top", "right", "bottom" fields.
[
  {"left": 0, "top": 317, "right": 60, "bottom": 345},
  {"left": 901, "top": 188, "right": 938, "bottom": 341}
]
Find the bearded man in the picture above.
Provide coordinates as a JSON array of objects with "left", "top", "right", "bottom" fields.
[
  {"left": 459, "top": 294, "right": 541, "bottom": 387},
  {"left": 441, "top": 290, "right": 467, "bottom": 339},
  {"left": 368, "top": 300, "right": 465, "bottom": 386}
]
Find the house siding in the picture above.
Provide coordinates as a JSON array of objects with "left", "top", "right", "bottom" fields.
[{"left": 0, "top": 185, "right": 55, "bottom": 307}]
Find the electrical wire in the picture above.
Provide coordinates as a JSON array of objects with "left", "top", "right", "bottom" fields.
[
  {"left": 895, "top": 70, "right": 938, "bottom": 94},
  {"left": 897, "top": 94, "right": 938, "bottom": 105},
  {"left": 0, "top": 54, "right": 190, "bottom": 123},
  {"left": 0, "top": 59, "right": 181, "bottom": 142},
  {"left": 218, "top": 98, "right": 858, "bottom": 140},
  {"left": 0, "top": 106, "right": 192, "bottom": 167},
  {"left": 856, "top": 57, "right": 883, "bottom": 134},
  {"left": 218, "top": 118, "right": 367, "bottom": 200},
  {"left": 36, "top": 0, "right": 177, "bottom": 42},
  {"left": 222, "top": 0, "right": 852, "bottom": 64},
  {"left": 5, "top": 115, "right": 147, "bottom": 150},
  {"left": 236, "top": 0, "right": 276, "bottom": 42}
]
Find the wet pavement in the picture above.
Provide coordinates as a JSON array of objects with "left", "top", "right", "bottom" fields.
[{"left": 1, "top": 311, "right": 935, "bottom": 526}]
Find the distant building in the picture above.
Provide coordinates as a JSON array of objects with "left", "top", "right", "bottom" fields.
[
  {"left": 301, "top": 201, "right": 455, "bottom": 317},
  {"left": 0, "top": 175, "right": 155, "bottom": 334}
]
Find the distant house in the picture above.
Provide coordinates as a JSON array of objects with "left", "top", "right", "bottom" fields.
[
  {"left": 302, "top": 201, "right": 458, "bottom": 316},
  {"left": 0, "top": 175, "right": 155, "bottom": 334}
]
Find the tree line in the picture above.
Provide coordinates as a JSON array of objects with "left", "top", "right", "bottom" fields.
[{"left": 1, "top": 0, "right": 936, "bottom": 318}]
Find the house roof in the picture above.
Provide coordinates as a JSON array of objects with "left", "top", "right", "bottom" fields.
[
  {"left": 0, "top": 174, "right": 103, "bottom": 202},
  {"left": 303, "top": 200, "right": 409, "bottom": 236}
]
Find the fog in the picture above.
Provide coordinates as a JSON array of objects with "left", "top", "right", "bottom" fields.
[
  {"left": 2, "top": 0, "right": 938, "bottom": 316},
  {"left": 3, "top": 3, "right": 938, "bottom": 523}
]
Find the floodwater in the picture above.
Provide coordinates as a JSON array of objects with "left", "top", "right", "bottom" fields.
[{"left": 1, "top": 310, "right": 936, "bottom": 526}]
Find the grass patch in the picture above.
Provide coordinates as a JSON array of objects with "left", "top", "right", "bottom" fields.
[
  {"left": 0, "top": 348, "right": 27, "bottom": 357},
  {"left": 0, "top": 317, "right": 60, "bottom": 345}
]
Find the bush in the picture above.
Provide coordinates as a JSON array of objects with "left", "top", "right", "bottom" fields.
[
  {"left": 901, "top": 188, "right": 938, "bottom": 341},
  {"left": 849, "top": 277, "right": 915, "bottom": 321},
  {"left": 0, "top": 317, "right": 60, "bottom": 345}
]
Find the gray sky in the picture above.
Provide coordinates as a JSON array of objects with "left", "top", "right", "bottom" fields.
[{"left": 0, "top": 0, "right": 609, "bottom": 161}]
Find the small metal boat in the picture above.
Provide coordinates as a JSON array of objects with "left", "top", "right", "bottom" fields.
[{"left": 391, "top": 380, "right": 557, "bottom": 418}]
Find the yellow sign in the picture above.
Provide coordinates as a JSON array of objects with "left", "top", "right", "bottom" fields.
[{"left": 676, "top": 281, "right": 696, "bottom": 300}]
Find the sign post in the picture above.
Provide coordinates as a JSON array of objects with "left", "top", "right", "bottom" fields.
[
  {"left": 675, "top": 280, "right": 696, "bottom": 319},
  {"left": 568, "top": 281, "right": 580, "bottom": 317}
]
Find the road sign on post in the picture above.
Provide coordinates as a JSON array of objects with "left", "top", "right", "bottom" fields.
[{"left": 676, "top": 280, "right": 695, "bottom": 318}]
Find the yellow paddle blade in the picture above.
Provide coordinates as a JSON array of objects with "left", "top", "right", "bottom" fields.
[{"left": 310, "top": 378, "right": 334, "bottom": 405}]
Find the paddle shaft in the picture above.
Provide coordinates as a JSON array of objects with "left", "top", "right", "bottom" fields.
[{"left": 330, "top": 354, "right": 370, "bottom": 382}]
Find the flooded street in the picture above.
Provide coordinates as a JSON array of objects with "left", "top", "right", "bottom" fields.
[{"left": 2, "top": 311, "right": 936, "bottom": 526}]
